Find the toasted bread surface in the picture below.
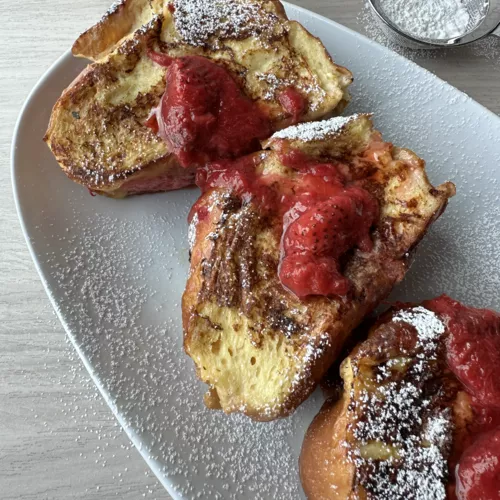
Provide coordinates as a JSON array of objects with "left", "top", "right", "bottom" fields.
[
  {"left": 72, "top": 0, "right": 164, "bottom": 62},
  {"left": 300, "top": 305, "right": 473, "bottom": 499},
  {"left": 45, "top": 17, "right": 172, "bottom": 197},
  {"left": 300, "top": 394, "right": 354, "bottom": 499},
  {"left": 182, "top": 115, "right": 455, "bottom": 420},
  {"left": 46, "top": 0, "right": 352, "bottom": 197}
]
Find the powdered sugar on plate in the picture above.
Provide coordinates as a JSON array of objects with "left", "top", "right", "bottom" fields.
[
  {"left": 42, "top": 206, "right": 313, "bottom": 499},
  {"left": 172, "top": 0, "right": 278, "bottom": 46},
  {"left": 270, "top": 114, "right": 362, "bottom": 141}
]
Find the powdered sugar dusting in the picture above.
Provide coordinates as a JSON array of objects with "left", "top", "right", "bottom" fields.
[
  {"left": 22, "top": 2, "right": 500, "bottom": 497},
  {"left": 40, "top": 201, "right": 308, "bottom": 499},
  {"left": 424, "top": 412, "right": 453, "bottom": 448},
  {"left": 256, "top": 72, "right": 326, "bottom": 109},
  {"left": 289, "top": 332, "right": 329, "bottom": 394},
  {"left": 188, "top": 212, "right": 199, "bottom": 253},
  {"left": 101, "top": 0, "right": 126, "bottom": 22},
  {"left": 172, "top": 0, "right": 278, "bottom": 47},
  {"left": 270, "top": 114, "right": 362, "bottom": 141},
  {"left": 392, "top": 306, "right": 445, "bottom": 343},
  {"left": 347, "top": 306, "right": 451, "bottom": 499}
]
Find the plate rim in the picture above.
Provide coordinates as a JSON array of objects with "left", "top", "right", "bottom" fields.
[{"left": 10, "top": 2, "right": 500, "bottom": 498}]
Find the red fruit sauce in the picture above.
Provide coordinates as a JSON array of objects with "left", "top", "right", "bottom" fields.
[
  {"left": 147, "top": 51, "right": 271, "bottom": 168},
  {"left": 279, "top": 184, "right": 378, "bottom": 297},
  {"left": 425, "top": 295, "right": 500, "bottom": 409},
  {"left": 424, "top": 295, "right": 500, "bottom": 500},
  {"left": 455, "top": 428, "right": 500, "bottom": 500},
  {"left": 278, "top": 87, "right": 306, "bottom": 124},
  {"left": 195, "top": 148, "right": 379, "bottom": 298}
]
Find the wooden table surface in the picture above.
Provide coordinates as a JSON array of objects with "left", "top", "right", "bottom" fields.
[{"left": 1, "top": 1, "right": 498, "bottom": 498}]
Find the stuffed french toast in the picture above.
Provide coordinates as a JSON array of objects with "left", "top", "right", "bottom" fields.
[
  {"left": 182, "top": 114, "right": 455, "bottom": 421},
  {"left": 44, "top": 0, "right": 352, "bottom": 197},
  {"left": 300, "top": 296, "right": 500, "bottom": 500}
]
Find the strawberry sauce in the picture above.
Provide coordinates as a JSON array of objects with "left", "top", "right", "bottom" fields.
[
  {"left": 196, "top": 148, "right": 379, "bottom": 298},
  {"left": 147, "top": 51, "right": 271, "bottom": 168},
  {"left": 424, "top": 295, "right": 500, "bottom": 500},
  {"left": 455, "top": 429, "right": 500, "bottom": 500},
  {"left": 278, "top": 87, "right": 306, "bottom": 124},
  {"left": 425, "top": 295, "right": 500, "bottom": 409}
]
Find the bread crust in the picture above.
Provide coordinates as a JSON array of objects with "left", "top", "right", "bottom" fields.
[
  {"left": 300, "top": 396, "right": 354, "bottom": 499},
  {"left": 72, "top": 0, "right": 164, "bottom": 61}
]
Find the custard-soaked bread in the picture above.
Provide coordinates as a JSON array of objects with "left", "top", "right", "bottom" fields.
[
  {"left": 300, "top": 298, "right": 500, "bottom": 499},
  {"left": 44, "top": 0, "right": 352, "bottom": 198},
  {"left": 182, "top": 114, "right": 455, "bottom": 420}
]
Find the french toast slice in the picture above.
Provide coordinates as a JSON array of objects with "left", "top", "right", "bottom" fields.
[
  {"left": 300, "top": 304, "right": 471, "bottom": 500},
  {"left": 44, "top": 0, "right": 353, "bottom": 198},
  {"left": 182, "top": 114, "right": 456, "bottom": 421},
  {"left": 300, "top": 297, "right": 500, "bottom": 499}
]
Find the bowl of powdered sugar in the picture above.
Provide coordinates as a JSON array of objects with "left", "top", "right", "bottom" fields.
[{"left": 368, "top": 0, "right": 500, "bottom": 49}]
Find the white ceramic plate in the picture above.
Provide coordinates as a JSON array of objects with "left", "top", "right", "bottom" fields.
[{"left": 11, "top": 3, "right": 500, "bottom": 499}]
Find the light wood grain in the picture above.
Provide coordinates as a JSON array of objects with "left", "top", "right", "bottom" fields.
[{"left": 1, "top": 1, "right": 498, "bottom": 499}]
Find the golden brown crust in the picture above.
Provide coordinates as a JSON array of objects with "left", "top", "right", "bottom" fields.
[
  {"left": 72, "top": 0, "right": 164, "bottom": 61},
  {"left": 182, "top": 115, "right": 455, "bottom": 420},
  {"left": 300, "top": 397, "right": 355, "bottom": 500},
  {"left": 183, "top": 190, "right": 379, "bottom": 419},
  {"left": 45, "top": 17, "right": 170, "bottom": 195}
]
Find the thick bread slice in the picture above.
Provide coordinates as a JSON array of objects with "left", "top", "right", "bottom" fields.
[
  {"left": 300, "top": 305, "right": 474, "bottom": 499},
  {"left": 45, "top": 0, "right": 352, "bottom": 198},
  {"left": 72, "top": 0, "right": 164, "bottom": 62},
  {"left": 182, "top": 114, "right": 456, "bottom": 420}
]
